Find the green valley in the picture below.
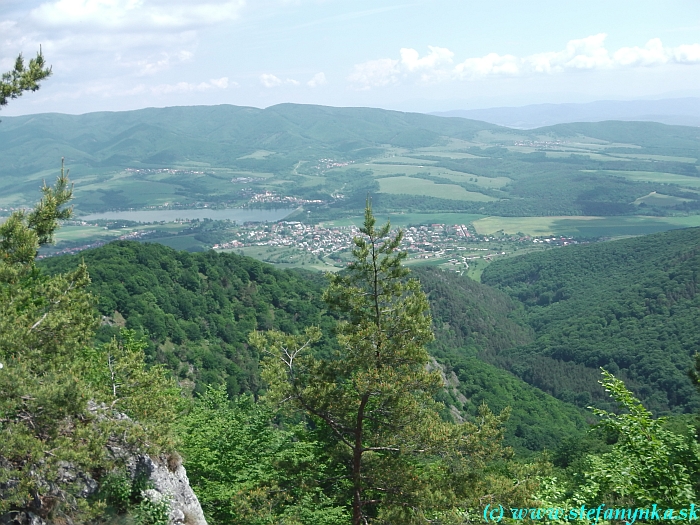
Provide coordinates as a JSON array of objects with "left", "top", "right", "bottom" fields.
[{"left": 2, "top": 106, "right": 700, "bottom": 244}]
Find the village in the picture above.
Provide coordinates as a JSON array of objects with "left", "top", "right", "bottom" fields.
[{"left": 212, "top": 220, "right": 580, "bottom": 266}]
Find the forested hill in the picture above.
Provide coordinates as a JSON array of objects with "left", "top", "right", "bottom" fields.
[
  {"left": 0, "top": 104, "right": 498, "bottom": 178},
  {"left": 39, "top": 241, "right": 587, "bottom": 453},
  {"left": 4, "top": 104, "right": 700, "bottom": 219},
  {"left": 482, "top": 226, "right": 700, "bottom": 415}
]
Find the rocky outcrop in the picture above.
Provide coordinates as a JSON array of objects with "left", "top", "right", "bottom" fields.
[
  {"left": 0, "top": 455, "right": 207, "bottom": 525},
  {"left": 134, "top": 455, "right": 207, "bottom": 525}
]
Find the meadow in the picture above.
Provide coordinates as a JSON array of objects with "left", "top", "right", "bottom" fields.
[
  {"left": 596, "top": 170, "right": 700, "bottom": 188},
  {"left": 377, "top": 176, "right": 496, "bottom": 201}
]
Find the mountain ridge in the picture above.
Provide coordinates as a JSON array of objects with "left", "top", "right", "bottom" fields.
[{"left": 431, "top": 97, "right": 700, "bottom": 129}]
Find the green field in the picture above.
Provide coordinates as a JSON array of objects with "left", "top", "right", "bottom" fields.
[
  {"left": 49, "top": 225, "right": 115, "bottom": 242},
  {"left": 610, "top": 153, "right": 698, "bottom": 163},
  {"left": 378, "top": 176, "right": 496, "bottom": 201},
  {"left": 599, "top": 170, "right": 700, "bottom": 188},
  {"left": 225, "top": 246, "right": 339, "bottom": 272},
  {"left": 545, "top": 151, "right": 630, "bottom": 162},
  {"left": 473, "top": 215, "right": 700, "bottom": 237},
  {"left": 322, "top": 212, "right": 485, "bottom": 228},
  {"left": 146, "top": 234, "right": 206, "bottom": 251}
]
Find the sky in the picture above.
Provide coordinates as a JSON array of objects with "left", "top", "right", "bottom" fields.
[{"left": 2, "top": 0, "right": 700, "bottom": 116}]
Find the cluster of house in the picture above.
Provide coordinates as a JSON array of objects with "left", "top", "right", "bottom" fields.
[
  {"left": 212, "top": 222, "right": 482, "bottom": 258},
  {"left": 249, "top": 192, "right": 325, "bottom": 205}
]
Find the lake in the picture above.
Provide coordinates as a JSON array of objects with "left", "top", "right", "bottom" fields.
[{"left": 78, "top": 208, "right": 295, "bottom": 223}]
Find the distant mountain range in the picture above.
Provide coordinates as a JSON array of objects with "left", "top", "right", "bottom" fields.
[
  {"left": 2, "top": 103, "right": 699, "bottom": 221},
  {"left": 431, "top": 98, "right": 700, "bottom": 129}
]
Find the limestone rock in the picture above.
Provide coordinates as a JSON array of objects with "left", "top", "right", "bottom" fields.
[{"left": 135, "top": 455, "right": 208, "bottom": 525}]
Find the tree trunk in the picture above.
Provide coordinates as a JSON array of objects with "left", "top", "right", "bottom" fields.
[{"left": 352, "top": 393, "right": 370, "bottom": 525}]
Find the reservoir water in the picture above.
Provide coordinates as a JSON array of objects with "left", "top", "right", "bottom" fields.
[{"left": 79, "top": 208, "right": 295, "bottom": 223}]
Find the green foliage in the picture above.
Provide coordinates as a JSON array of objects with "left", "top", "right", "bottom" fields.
[
  {"left": 40, "top": 240, "right": 591, "bottom": 453},
  {"left": 544, "top": 370, "right": 700, "bottom": 512},
  {"left": 0, "top": 49, "right": 51, "bottom": 109},
  {"left": 40, "top": 241, "right": 338, "bottom": 396},
  {"left": 0, "top": 171, "right": 181, "bottom": 521},
  {"left": 0, "top": 170, "right": 101, "bottom": 517},
  {"left": 1, "top": 160, "right": 73, "bottom": 265},
  {"left": 482, "top": 227, "right": 700, "bottom": 414},
  {"left": 100, "top": 471, "right": 134, "bottom": 513},
  {"left": 251, "top": 202, "right": 539, "bottom": 524},
  {"left": 133, "top": 494, "right": 170, "bottom": 525},
  {"left": 100, "top": 470, "right": 171, "bottom": 525},
  {"left": 80, "top": 329, "right": 181, "bottom": 452},
  {"left": 415, "top": 267, "right": 533, "bottom": 355},
  {"left": 177, "top": 385, "right": 348, "bottom": 525}
]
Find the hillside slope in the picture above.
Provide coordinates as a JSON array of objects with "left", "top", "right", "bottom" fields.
[
  {"left": 482, "top": 226, "right": 700, "bottom": 414},
  {"left": 40, "top": 241, "right": 586, "bottom": 452},
  {"left": 0, "top": 104, "right": 497, "bottom": 178}
]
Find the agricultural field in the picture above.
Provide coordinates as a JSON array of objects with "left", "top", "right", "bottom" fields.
[
  {"left": 633, "top": 192, "right": 693, "bottom": 207},
  {"left": 321, "top": 212, "right": 486, "bottom": 228},
  {"left": 596, "top": 170, "right": 700, "bottom": 188},
  {"left": 228, "top": 246, "right": 338, "bottom": 272},
  {"left": 377, "top": 176, "right": 496, "bottom": 201},
  {"left": 473, "top": 215, "right": 700, "bottom": 237},
  {"left": 4, "top": 105, "right": 700, "bottom": 258}
]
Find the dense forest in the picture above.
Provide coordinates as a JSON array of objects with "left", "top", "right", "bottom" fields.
[
  {"left": 482, "top": 226, "right": 700, "bottom": 415},
  {"left": 39, "top": 241, "right": 587, "bottom": 454}
]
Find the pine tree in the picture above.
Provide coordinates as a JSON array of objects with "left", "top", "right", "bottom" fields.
[
  {"left": 0, "top": 166, "right": 180, "bottom": 520},
  {"left": 0, "top": 48, "right": 52, "bottom": 109},
  {"left": 251, "top": 201, "right": 530, "bottom": 524}
]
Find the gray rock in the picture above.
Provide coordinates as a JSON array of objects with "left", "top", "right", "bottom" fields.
[{"left": 135, "top": 455, "right": 208, "bottom": 525}]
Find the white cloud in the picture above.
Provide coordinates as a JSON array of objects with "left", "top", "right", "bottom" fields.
[
  {"left": 307, "top": 72, "right": 327, "bottom": 87},
  {"left": 674, "top": 44, "right": 700, "bottom": 64},
  {"left": 525, "top": 33, "right": 611, "bottom": 73},
  {"left": 400, "top": 46, "right": 453, "bottom": 72},
  {"left": 260, "top": 73, "right": 282, "bottom": 87},
  {"left": 612, "top": 38, "right": 667, "bottom": 67},
  {"left": 117, "top": 50, "right": 193, "bottom": 75},
  {"left": 454, "top": 53, "right": 520, "bottom": 79},
  {"left": 350, "top": 35, "right": 700, "bottom": 89},
  {"left": 209, "top": 77, "right": 231, "bottom": 88},
  {"left": 260, "top": 74, "right": 300, "bottom": 87},
  {"left": 29, "top": 0, "right": 246, "bottom": 32}
]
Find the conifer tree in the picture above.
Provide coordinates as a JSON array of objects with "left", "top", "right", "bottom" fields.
[
  {"left": 1, "top": 49, "right": 52, "bottom": 109},
  {"left": 251, "top": 201, "right": 530, "bottom": 524},
  {"left": 0, "top": 167, "right": 179, "bottom": 520}
]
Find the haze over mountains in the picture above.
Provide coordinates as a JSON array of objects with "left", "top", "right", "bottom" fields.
[{"left": 432, "top": 97, "right": 700, "bottom": 129}]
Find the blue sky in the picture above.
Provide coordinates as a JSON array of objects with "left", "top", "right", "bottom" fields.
[{"left": 2, "top": 0, "right": 700, "bottom": 115}]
